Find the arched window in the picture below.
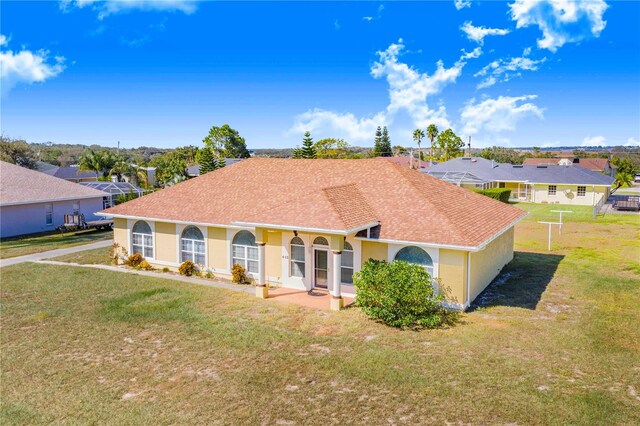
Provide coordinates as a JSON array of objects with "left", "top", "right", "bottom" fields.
[
  {"left": 394, "top": 246, "right": 433, "bottom": 275},
  {"left": 313, "top": 236, "right": 329, "bottom": 246},
  {"left": 290, "top": 237, "right": 305, "bottom": 278},
  {"left": 181, "top": 226, "right": 205, "bottom": 265},
  {"left": 341, "top": 241, "right": 354, "bottom": 284},
  {"left": 132, "top": 221, "right": 153, "bottom": 258},
  {"left": 232, "top": 230, "right": 258, "bottom": 273}
]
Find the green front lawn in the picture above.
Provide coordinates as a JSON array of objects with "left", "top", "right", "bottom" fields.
[
  {"left": 1, "top": 210, "right": 639, "bottom": 424},
  {"left": 0, "top": 229, "right": 112, "bottom": 259},
  {"left": 47, "top": 246, "right": 113, "bottom": 265}
]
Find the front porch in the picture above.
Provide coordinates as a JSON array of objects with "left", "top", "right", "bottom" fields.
[{"left": 268, "top": 287, "right": 355, "bottom": 310}]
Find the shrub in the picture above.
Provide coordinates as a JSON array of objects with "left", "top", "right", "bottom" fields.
[
  {"left": 473, "top": 188, "right": 511, "bottom": 203},
  {"left": 162, "top": 267, "right": 170, "bottom": 273},
  {"left": 204, "top": 271, "right": 214, "bottom": 279},
  {"left": 354, "top": 259, "right": 459, "bottom": 329},
  {"left": 178, "top": 260, "right": 197, "bottom": 276},
  {"left": 231, "top": 263, "right": 250, "bottom": 284},
  {"left": 127, "top": 253, "right": 143, "bottom": 267},
  {"left": 139, "top": 260, "right": 153, "bottom": 271}
]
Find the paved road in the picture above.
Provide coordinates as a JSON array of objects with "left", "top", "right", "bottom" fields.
[{"left": 0, "top": 240, "right": 113, "bottom": 268}]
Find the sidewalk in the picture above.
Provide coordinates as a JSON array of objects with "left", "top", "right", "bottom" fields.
[{"left": 0, "top": 240, "right": 113, "bottom": 268}]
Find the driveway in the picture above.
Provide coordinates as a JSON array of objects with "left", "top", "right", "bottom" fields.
[{"left": 0, "top": 240, "right": 112, "bottom": 268}]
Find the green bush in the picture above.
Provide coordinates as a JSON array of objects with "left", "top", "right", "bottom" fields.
[
  {"left": 474, "top": 188, "right": 511, "bottom": 203},
  {"left": 354, "top": 259, "right": 459, "bottom": 329},
  {"left": 178, "top": 260, "right": 197, "bottom": 276},
  {"left": 127, "top": 253, "right": 143, "bottom": 267},
  {"left": 139, "top": 260, "right": 153, "bottom": 271},
  {"left": 231, "top": 263, "right": 250, "bottom": 284}
]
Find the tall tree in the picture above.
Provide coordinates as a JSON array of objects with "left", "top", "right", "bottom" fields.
[
  {"left": 150, "top": 152, "right": 188, "bottom": 187},
  {"left": 110, "top": 156, "right": 149, "bottom": 187},
  {"left": 300, "top": 131, "right": 317, "bottom": 159},
  {"left": 0, "top": 137, "right": 37, "bottom": 169},
  {"left": 412, "top": 129, "right": 425, "bottom": 160},
  {"left": 373, "top": 126, "right": 383, "bottom": 157},
  {"left": 78, "top": 149, "right": 116, "bottom": 179},
  {"left": 379, "top": 127, "right": 392, "bottom": 157},
  {"left": 202, "top": 124, "right": 250, "bottom": 158},
  {"left": 314, "top": 138, "right": 355, "bottom": 159},
  {"left": 197, "top": 148, "right": 216, "bottom": 175},
  {"left": 426, "top": 124, "right": 439, "bottom": 160},
  {"left": 437, "top": 129, "right": 465, "bottom": 161},
  {"left": 479, "top": 146, "right": 524, "bottom": 165},
  {"left": 291, "top": 146, "right": 302, "bottom": 159}
]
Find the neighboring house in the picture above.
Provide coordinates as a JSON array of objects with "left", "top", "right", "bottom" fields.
[
  {"left": 42, "top": 165, "right": 99, "bottom": 182},
  {"left": 0, "top": 161, "right": 109, "bottom": 238},
  {"left": 186, "top": 159, "right": 244, "bottom": 177},
  {"left": 100, "top": 158, "right": 526, "bottom": 310},
  {"left": 384, "top": 156, "right": 433, "bottom": 170},
  {"left": 79, "top": 181, "right": 146, "bottom": 208},
  {"left": 523, "top": 157, "right": 614, "bottom": 175},
  {"left": 427, "top": 157, "right": 615, "bottom": 206}
]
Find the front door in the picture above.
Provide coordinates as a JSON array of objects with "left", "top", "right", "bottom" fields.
[{"left": 314, "top": 249, "right": 328, "bottom": 289}]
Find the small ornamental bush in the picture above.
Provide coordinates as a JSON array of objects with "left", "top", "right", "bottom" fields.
[
  {"left": 231, "top": 263, "right": 250, "bottom": 284},
  {"left": 178, "top": 260, "right": 197, "bottom": 276},
  {"left": 204, "top": 271, "right": 214, "bottom": 279},
  {"left": 139, "top": 260, "right": 153, "bottom": 271},
  {"left": 474, "top": 188, "right": 512, "bottom": 203},
  {"left": 127, "top": 253, "right": 143, "bottom": 267},
  {"left": 162, "top": 267, "right": 170, "bottom": 273},
  {"left": 354, "top": 259, "right": 459, "bottom": 329}
]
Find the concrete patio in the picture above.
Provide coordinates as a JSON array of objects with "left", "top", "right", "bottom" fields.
[{"left": 267, "top": 287, "right": 355, "bottom": 310}]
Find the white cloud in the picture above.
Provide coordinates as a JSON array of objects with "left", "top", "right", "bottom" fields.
[
  {"left": 460, "top": 95, "right": 544, "bottom": 136},
  {"left": 461, "top": 21, "right": 510, "bottom": 45},
  {"left": 475, "top": 48, "right": 547, "bottom": 89},
  {"left": 454, "top": 0, "right": 472, "bottom": 10},
  {"left": 289, "top": 39, "right": 481, "bottom": 142},
  {"left": 370, "top": 39, "right": 481, "bottom": 128},
  {"left": 626, "top": 137, "right": 639, "bottom": 147},
  {"left": 0, "top": 35, "right": 65, "bottom": 97},
  {"left": 509, "top": 0, "right": 608, "bottom": 52},
  {"left": 362, "top": 4, "right": 384, "bottom": 22},
  {"left": 581, "top": 135, "right": 607, "bottom": 147},
  {"left": 362, "top": 16, "right": 373, "bottom": 22},
  {"left": 60, "top": 0, "right": 200, "bottom": 19},
  {"left": 289, "top": 109, "right": 386, "bottom": 142},
  {"left": 334, "top": 19, "right": 340, "bottom": 31}
]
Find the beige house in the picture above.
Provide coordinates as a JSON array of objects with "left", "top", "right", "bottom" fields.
[
  {"left": 101, "top": 159, "right": 526, "bottom": 310},
  {"left": 428, "top": 157, "right": 615, "bottom": 206}
]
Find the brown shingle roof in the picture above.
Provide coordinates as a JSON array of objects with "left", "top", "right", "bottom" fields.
[
  {"left": 523, "top": 157, "right": 610, "bottom": 172},
  {"left": 1, "top": 161, "right": 108, "bottom": 206},
  {"left": 102, "top": 158, "right": 526, "bottom": 248}
]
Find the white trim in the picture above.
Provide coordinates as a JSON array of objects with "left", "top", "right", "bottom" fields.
[
  {"left": 230, "top": 221, "right": 380, "bottom": 236},
  {"left": 99, "top": 213, "right": 246, "bottom": 230},
  {"left": 0, "top": 194, "right": 107, "bottom": 207},
  {"left": 466, "top": 251, "right": 471, "bottom": 309},
  {"left": 229, "top": 229, "right": 260, "bottom": 275},
  {"left": 312, "top": 247, "right": 330, "bottom": 289},
  {"left": 176, "top": 224, "right": 208, "bottom": 269},
  {"left": 128, "top": 219, "right": 156, "bottom": 261}
]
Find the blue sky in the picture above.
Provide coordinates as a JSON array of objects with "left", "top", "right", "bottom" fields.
[{"left": 1, "top": 0, "right": 639, "bottom": 150}]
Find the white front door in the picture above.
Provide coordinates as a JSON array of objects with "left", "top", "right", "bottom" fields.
[{"left": 313, "top": 249, "right": 329, "bottom": 289}]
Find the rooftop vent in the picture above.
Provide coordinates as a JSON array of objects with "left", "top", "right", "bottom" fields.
[
  {"left": 536, "top": 165, "right": 548, "bottom": 168},
  {"left": 513, "top": 165, "right": 523, "bottom": 168},
  {"left": 461, "top": 157, "right": 472, "bottom": 161}
]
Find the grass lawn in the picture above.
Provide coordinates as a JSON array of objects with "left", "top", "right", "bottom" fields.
[
  {"left": 1, "top": 204, "right": 639, "bottom": 424},
  {"left": 0, "top": 229, "right": 112, "bottom": 259},
  {"left": 47, "top": 246, "right": 112, "bottom": 265}
]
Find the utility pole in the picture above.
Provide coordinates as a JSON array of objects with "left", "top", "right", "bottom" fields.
[{"left": 468, "top": 136, "right": 471, "bottom": 157}]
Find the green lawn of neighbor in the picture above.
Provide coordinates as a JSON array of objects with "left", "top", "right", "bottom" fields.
[
  {"left": 0, "top": 229, "right": 112, "bottom": 259},
  {"left": 1, "top": 204, "right": 639, "bottom": 424},
  {"left": 48, "top": 246, "right": 113, "bottom": 265}
]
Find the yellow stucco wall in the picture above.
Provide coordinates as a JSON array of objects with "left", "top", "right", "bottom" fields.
[
  {"left": 469, "top": 227, "right": 514, "bottom": 302},
  {"left": 361, "top": 241, "right": 387, "bottom": 263},
  {"left": 113, "top": 218, "right": 127, "bottom": 249},
  {"left": 438, "top": 249, "right": 467, "bottom": 306},
  {"left": 155, "top": 222, "right": 177, "bottom": 263},
  {"left": 207, "top": 226, "right": 227, "bottom": 271},
  {"left": 265, "top": 230, "right": 282, "bottom": 281},
  {"left": 531, "top": 184, "right": 608, "bottom": 205}
]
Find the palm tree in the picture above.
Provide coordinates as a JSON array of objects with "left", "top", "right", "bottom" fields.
[
  {"left": 615, "top": 171, "right": 633, "bottom": 189},
  {"left": 426, "top": 124, "right": 439, "bottom": 162},
  {"left": 78, "top": 149, "right": 117, "bottom": 180},
  {"left": 110, "top": 157, "right": 149, "bottom": 187},
  {"left": 412, "top": 129, "right": 425, "bottom": 163}
]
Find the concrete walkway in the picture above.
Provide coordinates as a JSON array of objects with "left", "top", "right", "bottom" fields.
[{"left": 0, "top": 240, "right": 113, "bottom": 268}]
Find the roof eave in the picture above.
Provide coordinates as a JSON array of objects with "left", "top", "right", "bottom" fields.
[
  {"left": 230, "top": 220, "right": 381, "bottom": 236},
  {"left": 0, "top": 193, "right": 109, "bottom": 207}
]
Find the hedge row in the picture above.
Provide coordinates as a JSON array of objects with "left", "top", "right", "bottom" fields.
[{"left": 473, "top": 188, "right": 512, "bottom": 203}]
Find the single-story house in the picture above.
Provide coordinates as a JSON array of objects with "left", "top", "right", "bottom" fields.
[
  {"left": 42, "top": 165, "right": 99, "bottom": 182},
  {"left": 100, "top": 158, "right": 526, "bottom": 310},
  {"left": 383, "top": 156, "right": 433, "bottom": 171},
  {"left": 79, "top": 181, "right": 146, "bottom": 208},
  {"left": 0, "top": 161, "right": 110, "bottom": 238},
  {"left": 427, "top": 157, "right": 615, "bottom": 206},
  {"left": 523, "top": 157, "right": 614, "bottom": 176}
]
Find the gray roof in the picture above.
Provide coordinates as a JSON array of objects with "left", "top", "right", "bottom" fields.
[
  {"left": 79, "top": 181, "right": 145, "bottom": 196},
  {"left": 187, "top": 158, "right": 244, "bottom": 176},
  {"left": 426, "top": 157, "right": 615, "bottom": 186},
  {"left": 43, "top": 165, "right": 98, "bottom": 180}
]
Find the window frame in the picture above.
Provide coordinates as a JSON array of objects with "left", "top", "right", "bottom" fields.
[
  {"left": 131, "top": 220, "right": 154, "bottom": 259},
  {"left": 394, "top": 245, "right": 434, "bottom": 277},
  {"left": 341, "top": 241, "right": 354, "bottom": 285},
  {"left": 45, "top": 203, "right": 53, "bottom": 226},
  {"left": 548, "top": 185, "right": 557, "bottom": 196},
  {"left": 289, "top": 237, "right": 305, "bottom": 278},
  {"left": 180, "top": 226, "right": 206, "bottom": 266},
  {"left": 232, "top": 230, "right": 259, "bottom": 274},
  {"left": 577, "top": 186, "right": 586, "bottom": 197}
]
